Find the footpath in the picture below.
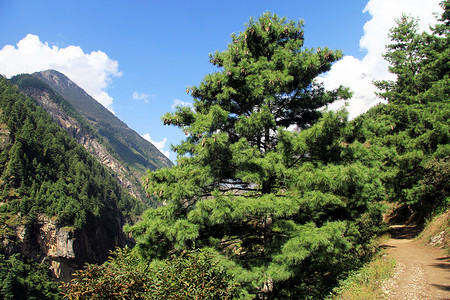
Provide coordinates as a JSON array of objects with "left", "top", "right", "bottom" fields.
[{"left": 381, "top": 225, "right": 450, "bottom": 299}]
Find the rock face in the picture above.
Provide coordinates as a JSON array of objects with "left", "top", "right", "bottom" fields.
[
  {"left": 9, "top": 214, "right": 132, "bottom": 282},
  {"left": 36, "top": 216, "right": 75, "bottom": 259}
]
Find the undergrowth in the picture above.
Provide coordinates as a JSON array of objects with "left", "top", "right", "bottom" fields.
[{"left": 328, "top": 235, "right": 396, "bottom": 299}]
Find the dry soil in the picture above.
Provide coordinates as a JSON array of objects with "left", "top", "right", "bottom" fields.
[{"left": 381, "top": 225, "right": 450, "bottom": 299}]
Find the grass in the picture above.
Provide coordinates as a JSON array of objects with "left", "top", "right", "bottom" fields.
[{"left": 328, "top": 235, "right": 396, "bottom": 300}]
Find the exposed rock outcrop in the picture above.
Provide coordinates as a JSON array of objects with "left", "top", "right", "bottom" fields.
[{"left": 5, "top": 213, "right": 132, "bottom": 282}]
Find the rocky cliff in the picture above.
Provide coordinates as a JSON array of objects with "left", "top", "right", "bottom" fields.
[{"left": 3, "top": 213, "right": 132, "bottom": 282}]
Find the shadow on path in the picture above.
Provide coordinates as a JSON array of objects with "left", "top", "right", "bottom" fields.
[
  {"left": 389, "top": 225, "right": 422, "bottom": 239},
  {"left": 431, "top": 284, "right": 450, "bottom": 292},
  {"left": 431, "top": 255, "right": 450, "bottom": 272}
]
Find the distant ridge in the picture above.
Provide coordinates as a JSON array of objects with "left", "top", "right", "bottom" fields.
[
  {"left": 12, "top": 70, "right": 173, "bottom": 204},
  {"left": 33, "top": 70, "right": 173, "bottom": 169}
]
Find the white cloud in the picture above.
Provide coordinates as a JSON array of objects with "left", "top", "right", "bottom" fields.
[
  {"left": 132, "top": 91, "right": 155, "bottom": 103},
  {"left": 320, "top": 0, "right": 443, "bottom": 119},
  {"left": 0, "top": 34, "right": 122, "bottom": 110},
  {"left": 171, "top": 98, "right": 192, "bottom": 111},
  {"left": 142, "top": 133, "right": 170, "bottom": 158}
]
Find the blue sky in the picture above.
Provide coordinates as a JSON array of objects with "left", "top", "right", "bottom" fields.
[{"left": 0, "top": 0, "right": 443, "bottom": 162}]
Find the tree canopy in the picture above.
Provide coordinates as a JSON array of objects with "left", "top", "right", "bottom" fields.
[
  {"left": 125, "top": 12, "right": 384, "bottom": 299},
  {"left": 62, "top": 247, "right": 239, "bottom": 300},
  {"left": 375, "top": 0, "right": 450, "bottom": 104}
]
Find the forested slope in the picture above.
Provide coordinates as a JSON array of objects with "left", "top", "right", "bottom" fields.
[
  {"left": 0, "top": 77, "right": 143, "bottom": 226},
  {"left": 0, "top": 76, "right": 141, "bottom": 298},
  {"left": 10, "top": 73, "right": 154, "bottom": 206}
]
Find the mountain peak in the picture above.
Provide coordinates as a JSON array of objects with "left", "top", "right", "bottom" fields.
[
  {"left": 33, "top": 70, "right": 173, "bottom": 167},
  {"left": 33, "top": 70, "right": 118, "bottom": 125},
  {"left": 38, "top": 69, "right": 80, "bottom": 92}
]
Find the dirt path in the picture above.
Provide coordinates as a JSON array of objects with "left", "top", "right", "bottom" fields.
[{"left": 381, "top": 225, "right": 450, "bottom": 299}]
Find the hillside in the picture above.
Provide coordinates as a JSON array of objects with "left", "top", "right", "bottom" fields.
[
  {"left": 11, "top": 70, "right": 173, "bottom": 204},
  {"left": 0, "top": 76, "right": 142, "bottom": 297},
  {"left": 35, "top": 70, "right": 172, "bottom": 169}
]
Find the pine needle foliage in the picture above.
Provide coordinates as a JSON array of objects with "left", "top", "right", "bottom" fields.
[
  {"left": 126, "top": 12, "right": 383, "bottom": 298},
  {"left": 352, "top": 1, "right": 450, "bottom": 221}
]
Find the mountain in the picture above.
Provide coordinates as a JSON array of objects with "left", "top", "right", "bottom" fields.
[
  {"left": 0, "top": 76, "right": 138, "bottom": 286},
  {"left": 11, "top": 70, "right": 173, "bottom": 204}
]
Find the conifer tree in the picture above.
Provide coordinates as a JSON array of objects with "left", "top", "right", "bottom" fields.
[
  {"left": 127, "top": 12, "right": 383, "bottom": 298},
  {"left": 375, "top": 0, "right": 450, "bottom": 104},
  {"left": 366, "top": 1, "right": 450, "bottom": 220}
]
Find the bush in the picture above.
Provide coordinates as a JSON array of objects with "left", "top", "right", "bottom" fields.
[{"left": 62, "top": 247, "right": 240, "bottom": 299}]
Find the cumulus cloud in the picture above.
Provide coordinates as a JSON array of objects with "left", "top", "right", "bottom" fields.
[
  {"left": 0, "top": 34, "right": 122, "bottom": 110},
  {"left": 142, "top": 133, "right": 170, "bottom": 158},
  {"left": 320, "top": 0, "right": 443, "bottom": 119},
  {"left": 132, "top": 91, "right": 155, "bottom": 103},
  {"left": 171, "top": 98, "right": 192, "bottom": 111}
]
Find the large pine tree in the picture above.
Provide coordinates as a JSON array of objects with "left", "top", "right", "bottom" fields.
[{"left": 127, "top": 12, "right": 383, "bottom": 298}]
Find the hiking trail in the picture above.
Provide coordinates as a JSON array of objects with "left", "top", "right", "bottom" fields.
[{"left": 381, "top": 225, "right": 450, "bottom": 299}]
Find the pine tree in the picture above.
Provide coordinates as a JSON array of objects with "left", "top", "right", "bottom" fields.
[
  {"left": 4, "top": 140, "right": 25, "bottom": 188},
  {"left": 374, "top": 15, "right": 427, "bottom": 103},
  {"left": 355, "top": 1, "right": 450, "bottom": 221},
  {"left": 126, "top": 12, "right": 384, "bottom": 298},
  {"left": 375, "top": 0, "right": 450, "bottom": 104}
]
